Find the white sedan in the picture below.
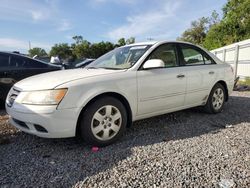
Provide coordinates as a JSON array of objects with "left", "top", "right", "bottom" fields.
[{"left": 6, "top": 41, "right": 234, "bottom": 146}]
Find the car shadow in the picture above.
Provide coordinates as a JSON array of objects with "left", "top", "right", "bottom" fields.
[{"left": 0, "top": 95, "right": 250, "bottom": 187}]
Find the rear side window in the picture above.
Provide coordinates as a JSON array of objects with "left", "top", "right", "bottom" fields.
[
  {"left": 0, "top": 54, "right": 10, "bottom": 67},
  {"left": 10, "top": 56, "right": 48, "bottom": 68},
  {"left": 23, "top": 59, "right": 48, "bottom": 68},
  {"left": 148, "top": 44, "right": 178, "bottom": 68},
  {"left": 10, "top": 56, "right": 25, "bottom": 67},
  {"left": 180, "top": 44, "right": 214, "bottom": 65}
]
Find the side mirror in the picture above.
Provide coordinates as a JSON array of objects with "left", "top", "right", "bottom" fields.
[{"left": 143, "top": 59, "right": 165, "bottom": 69}]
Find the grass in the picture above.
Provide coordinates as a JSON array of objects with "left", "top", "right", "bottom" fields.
[{"left": 238, "top": 77, "right": 250, "bottom": 86}]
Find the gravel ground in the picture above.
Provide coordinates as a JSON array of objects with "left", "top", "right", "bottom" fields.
[{"left": 0, "top": 91, "right": 249, "bottom": 188}]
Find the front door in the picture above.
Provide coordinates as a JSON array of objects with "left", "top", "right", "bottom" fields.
[{"left": 137, "top": 43, "right": 187, "bottom": 115}]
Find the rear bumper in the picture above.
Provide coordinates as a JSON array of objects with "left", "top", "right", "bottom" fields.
[{"left": 6, "top": 104, "right": 80, "bottom": 138}]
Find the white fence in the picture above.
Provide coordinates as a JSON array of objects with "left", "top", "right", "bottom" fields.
[{"left": 211, "top": 39, "right": 250, "bottom": 80}]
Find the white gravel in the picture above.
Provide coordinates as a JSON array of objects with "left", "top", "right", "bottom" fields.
[{"left": 0, "top": 91, "right": 249, "bottom": 187}]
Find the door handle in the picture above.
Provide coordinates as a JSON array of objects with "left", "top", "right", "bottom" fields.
[
  {"left": 209, "top": 71, "right": 214, "bottom": 75},
  {"left": 177, "top": 74, "right": 185, "bottom": 78}
]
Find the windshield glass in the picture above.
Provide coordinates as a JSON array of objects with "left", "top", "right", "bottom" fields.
[{"left": 87, "top": 45, "right": 152, "bottom": 69}]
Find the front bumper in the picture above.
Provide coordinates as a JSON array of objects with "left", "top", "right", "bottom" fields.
[{"left": 6, "top": 103, "right": 80, "bottom": 138}]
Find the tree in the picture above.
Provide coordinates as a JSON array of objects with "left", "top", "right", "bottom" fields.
[
  {"left": 126, "top": 37, "right": 135, "bottom": 44},
  {"left": 50, "top": 43, "right": 74, "bottom": 60},
  {"left": 28, "top": 47, "right": 47, "bottom": 57},
  {"left": 209, "top": 10, "right": 220, "bottom": 26},
  {"left": 72, "top": 35, "right": 83, "bottom": 44},
  {"left": 177, "top": 17, "right": 210, "bottom": 45},
  {"left": 203, "top": 24, "right": 226, "bottom": 50},
  {"left": 89, "top": 42, "right": 115, "bottom": 58},
  {"left": 72, "top": 40, "right": 91, "bottom": 59},
  {"left": 117, "top": 38, "right": 126, "bottom": 46},
  {"left": 204, "top": 0, "right": 250, "bottom": 50},
  {"left": 222, "top": 0, "right": 250, "bottom": 42},
  {"left": 48, "top": 37, "right": 134, "bottom": 60}
]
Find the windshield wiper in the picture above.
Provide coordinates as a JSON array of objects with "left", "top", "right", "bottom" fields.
[
  {"left": 98, "top": 67, "right": 125, "bottom": 70},
  {"left": 87, "top": 67, "right": 125, "bottom": 70}
]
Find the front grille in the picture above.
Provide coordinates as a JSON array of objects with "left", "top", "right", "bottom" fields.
[{"left": 6, "top": 88, "right": 20, "bottom": 107}]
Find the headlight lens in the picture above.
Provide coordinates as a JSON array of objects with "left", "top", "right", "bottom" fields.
[{"left": 17, "top": 89, "right": 67, "bottom": 105}]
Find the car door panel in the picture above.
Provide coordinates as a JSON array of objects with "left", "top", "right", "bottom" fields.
[
  {"left": 136, "top": 43, "right": 187, "bottom": 115},
  {"left": 137, "top": 68, "right": 186, "bottom": 115},
  {"left": 183, "top": 65, "right": 217, "bottom": 105},
  {"left": 177, "top": 44, "right": 221, "bottom": 106}
]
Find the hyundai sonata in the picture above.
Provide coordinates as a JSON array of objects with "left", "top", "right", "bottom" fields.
[{"left": 6, "top": 41, "right": 234, "bottom": 146}]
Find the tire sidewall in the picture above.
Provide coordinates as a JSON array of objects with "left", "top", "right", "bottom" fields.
[{"left": 80, "top": 97, "right": 127, "bottom": 147}]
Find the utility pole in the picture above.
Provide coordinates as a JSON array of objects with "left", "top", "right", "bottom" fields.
[
  {"left": 147, "top": 37, "right": 154, "bottom": 41},
  {"left": 29, "top": 41, "right": 31, "bottom": 50},
  {"left": 233, "top": 45, "right": 239, "bottom": 80}
]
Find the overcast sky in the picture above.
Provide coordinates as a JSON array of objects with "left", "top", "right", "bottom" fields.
[{"left": 0, "top": 0, "right": 227, "bottom": 53}]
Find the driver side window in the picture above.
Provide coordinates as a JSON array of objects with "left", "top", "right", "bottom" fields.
[{"left": 148, "top": 44, "right": 178, "bottom": 68}]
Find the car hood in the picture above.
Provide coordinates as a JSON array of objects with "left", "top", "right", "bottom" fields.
[{"left": 14, "top": 69, "right": 126, "bottom": 91}]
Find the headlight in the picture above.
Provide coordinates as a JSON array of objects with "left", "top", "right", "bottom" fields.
[{"left": 16, "top": 89, "right": 67, "bottom": 105}]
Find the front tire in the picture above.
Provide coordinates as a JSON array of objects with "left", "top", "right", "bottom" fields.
[
  {"left": 204, "top": 83, "right": 226, "bottom": 114},
  {"left": 80, "top": 97, "right": 127, "bottom": 147}
]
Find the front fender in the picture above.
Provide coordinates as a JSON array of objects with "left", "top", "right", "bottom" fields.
[{"left": 56, "top": 73, "right": 137, "bottom": 119}]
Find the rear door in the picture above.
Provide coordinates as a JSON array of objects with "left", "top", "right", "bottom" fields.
[
  {"left": 10, "top": 55, "right": 60, "bottom": 81},
  {"left": 21, "top": 57, "right": 60, "bottom": 77},
  {"left": 177, "top": 43, "right": 219, "bottom": 106}
]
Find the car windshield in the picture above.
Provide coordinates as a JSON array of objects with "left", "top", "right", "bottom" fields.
[{"left": 87, "top": 45, "right": 152, "bottom": 70}]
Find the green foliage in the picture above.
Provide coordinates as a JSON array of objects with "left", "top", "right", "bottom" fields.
[
  {"left": 179, "top": 0, "right": 250, "bottom": 50},
  {"left": 126, "top": 37, "right": 135, "bottom": 44},
  {"left": 50, "top": 43, "right": 75, "bottom": 60},
  {"left": 177, "top": 17, "right": 210, "bottom": 45},
  {"left": 204, "top": 0, "right": 250, "bottom": 50},
  {"left": 88, "top": 41, "right": 115, "bottom": 58},
  {"left": 117, "top": 38, "right": 126, "bottom": 46},
  {"left": 72, "top": 39, "right": 91, "bottom": 59},
  {"left": 239, "top": 77, "right": 250, "bottom": 86},
  {"left": 28, "top": 47, "right": 47, "bottom": 57},
  {"left": 72, "top": 35, "right": 83, "bottom": 44},
  {"left": 48, "top": 36, "right": 135, "bottom": 60},
  {"left": 203, "top": 24, "right": 226, "bottom": 49}
]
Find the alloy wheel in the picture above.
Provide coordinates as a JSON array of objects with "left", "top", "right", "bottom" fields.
[
  {"left": 212, "top": 88, "right": 224, "bottom": 110},
  {"left": 91, "top": 105, "right": 122, "bottom": 141}
]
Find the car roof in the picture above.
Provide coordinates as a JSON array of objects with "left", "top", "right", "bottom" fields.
[
  {"left": 126, "top": 40, "right": 197, "bottom": 46},
  {"left": 0, "top": 51, "right": 28, "bottom": 56},
  {"left": 0, "top": 51, "right": 41, "bottom": 60},
  {"left": 124, "top": 41, "right": 158, "bottom": 47},
  {"left": 0, "top": 51, "right": 61, "bottom": 67},
  {"left": 124, "top": 40, "right": 199, "bottom": 47}
]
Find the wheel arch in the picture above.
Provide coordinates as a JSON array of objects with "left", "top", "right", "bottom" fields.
[{"left": 75, "top": 92, "right": 133, "bottom": 137}]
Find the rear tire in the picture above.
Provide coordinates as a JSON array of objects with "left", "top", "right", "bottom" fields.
[
  {"left": 204, "top": 83, "right": 226, "bottom": 114},
  {"left": 80, "top": 96, "right": 127, "bottom": 147}
]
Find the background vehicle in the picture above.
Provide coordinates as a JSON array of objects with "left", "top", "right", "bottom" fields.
[
  {"left": 74, "top": 59, "right": 95, "bottom": 68},
  {"left": 0, "top": 52, "right": 61, "bottom": 103},
  {"left": 6, "top": 41, "right": 234, "bottom": 146}
]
